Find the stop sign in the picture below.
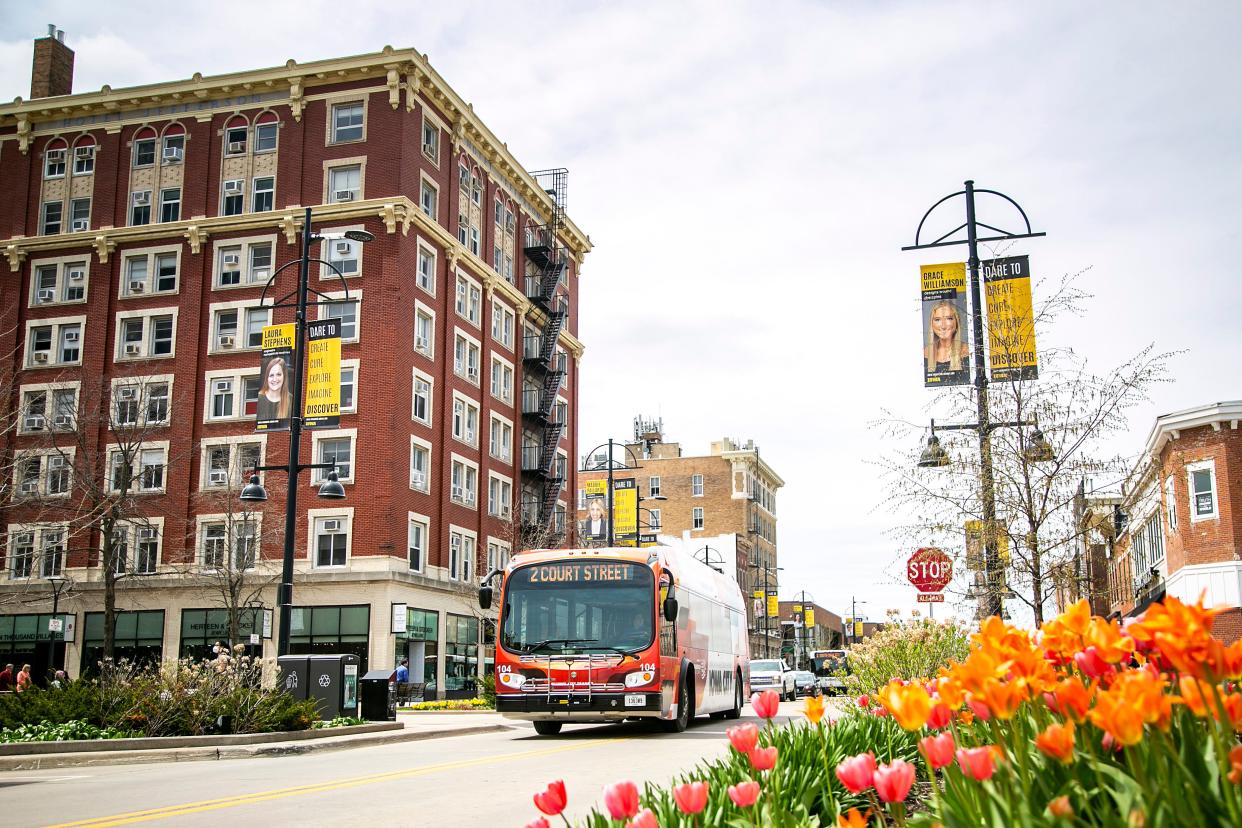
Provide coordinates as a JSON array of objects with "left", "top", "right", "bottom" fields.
[{"left": 907, "top": 547, "right": 953, "bottom": 592}]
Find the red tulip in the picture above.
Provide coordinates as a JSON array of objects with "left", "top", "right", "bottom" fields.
[
  {"left": 603, "top": 780, "right": 640, "bottom": 820},
  {"left": 871, "top": 706, "right": 888, "bottom": 717},
  {"left": 1102, "top": 732, "right": 1122, "bottom": 753},
  {"left": 966, "top": 695, "right": 992, "bottom": 721},
  {"left": 726, "top": 722, "right": 759, "bottom": 754},
  {"left": 874, "top": 759, "right": 916, "bottom": 804},
  {"left": 523, "top": 819, "right": 550, "bottom": 828},
  {"left": 1074, "top": 647, "right": 1112, "bottom": 679},
  {"left": 625, "top": 808, "right": 658, "bottom": 828},
  {"left": 835, "top": 751, "right": 877, "bottom": 793},
  {"left": 727, "top": 780, "right": 761, "bottom": 808},
  {"left": 748, "top": 746, "right": 778, "bottom": 771},
  {"left": 751, "top": 690, "right": 781, "bottom": 719},
  {"left": 919, "top": 731, "right": 956, "bottom": 769},
  {"left": 857, "top": 694, "right": 870, "bottom": 708},
  {"left": 672, "top": 781, "right": 708, "bottom": 814},
  {"left": 956, "top": 746, "right": 996, "bottom": 781},
  {"left": 533, "top": 780, "right": 567, "bottom": 816},
  {"left": 926, "top": 702, "right": 952, "bottom": 730}
]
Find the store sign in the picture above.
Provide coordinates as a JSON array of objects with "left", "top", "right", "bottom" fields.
[
  {"left": 983, "top": 255, "right": 1039, "bottom": 381},
  {"left": 391, "top": 603, "right": 408, "bottom": 634}
]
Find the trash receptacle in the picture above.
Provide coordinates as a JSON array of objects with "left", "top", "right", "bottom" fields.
[
  {"left": 277, "top": 655, "right": 310, "bottom": 700},
  {"left": 306, "top": 654, "right": 361, "bottom": 720},
  {"left": 360, "top": 669, "right": 397, "bottom": 721}
]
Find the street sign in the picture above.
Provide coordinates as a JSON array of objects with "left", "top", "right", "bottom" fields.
[
  {"left": 47, "top": 618, "right": 63, "bottom": 633},
  {"left": 917, "top": 593, "right": 945, "bottom": 603},
  {"left": 907, "top": 547, "right": 953, "bottom": 592}
]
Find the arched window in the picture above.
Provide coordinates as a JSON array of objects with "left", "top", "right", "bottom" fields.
[
  {"left": 43, "top": 137, "right": 68, "bottom": 178},
  {"left": 493, "top": 195, "right": 515, "bottom": 282},
  {"left": 160, "top": 122, "right": 186, "bottom": 165},
  {"left": 224, "top": 114, "right": 250, "bottom": 156},
  {"left": 70, "top": 134, "right": 96, "bottom": 175},
  {"left": 132, "top": 126, "right": 158, "bottom": 167},
  {"left": 254, "top": 111, "right": 280, "bottom": 153}
]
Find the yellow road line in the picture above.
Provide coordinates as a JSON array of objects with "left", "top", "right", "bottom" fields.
[{"left": 45, "top": 737, "right": 626, "bottom": 828}]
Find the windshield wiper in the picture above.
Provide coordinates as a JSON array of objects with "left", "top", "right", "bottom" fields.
[{"left": 521, "top": 639, "right": 640, "bottom": 661}]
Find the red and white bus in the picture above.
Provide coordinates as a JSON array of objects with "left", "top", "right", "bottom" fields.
[{"left": 480, "top": 544, "right": 750, "bottom": 735}]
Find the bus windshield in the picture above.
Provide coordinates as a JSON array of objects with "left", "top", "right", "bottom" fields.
[{"left": 500, "top": 560, "right": 656, "bottom": 655}]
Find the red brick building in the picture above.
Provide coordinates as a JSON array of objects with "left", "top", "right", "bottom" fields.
[
  {"left": 1106, "top": 401, "right": 1242, "bottom": 641},
  {"left": 0, "top": 33, "right": 590, "bottom": 691}
]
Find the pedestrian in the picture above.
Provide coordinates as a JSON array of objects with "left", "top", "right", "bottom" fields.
[
  {"left": 0, "top": 663, "right": 13, "bottom": 692},
  {"left": 396, "top": 658, "right": 409, "bottom": 683},
  {"left": 15, "top": 664, "right": 32, "bottom": 693},
  {"left": 52, "top": 670, "right": 67, "bottom": 690}
]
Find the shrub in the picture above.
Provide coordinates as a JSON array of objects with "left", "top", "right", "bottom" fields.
[
  {"left": 0, "top": 681, "right": 101, "bottom": 730},
  {"left": 403, "top": 698, "right": 492, "bottom": 711},
  {"left": 480, "top": 672, "right": 496, "bottom": 707},
  {"left": 0, "top": 720, "right": 136, "bottom": 743},
  {"left": 845, "top": 618, "right": 971, "bottom": 695},
  {"left": 313, "top": 716, "right": 366, "bottom": 729}
]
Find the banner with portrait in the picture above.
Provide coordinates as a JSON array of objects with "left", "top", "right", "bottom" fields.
[
  {"left": 920, "top": 262, "right": 971, "bottom": 387},
  {"left": 983, "top": 255, "right": 1039, "bottom": 381},
  {"left": 255, "top": 323, "right": 296, "bottom": 432},
  {"left": 303, "top": 319, "right": 341, "bottom": 429},
  {"left": 582, "top": 480, "right": 608, "bottom": 541}
]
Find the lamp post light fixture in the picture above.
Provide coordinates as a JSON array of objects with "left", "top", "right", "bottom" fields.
[
  {"left": 848, "top": 597, "right": 867, "bottom": 646},
  {"left": 695, "top": 545, "right": 725, "bottom": 573},
  {"left": 45, "top": 574, "right": 70, "bottom": 676},
  {"left": 238, "top": 207, "right": 371, "bottom": 658},
  {"left": 748, "top": 560, "right": 783, "bottom": 658}
]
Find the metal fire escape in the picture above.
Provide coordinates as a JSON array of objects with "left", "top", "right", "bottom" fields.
[{"left": 521, "top": 169, "right": 569, "bottom": 540}]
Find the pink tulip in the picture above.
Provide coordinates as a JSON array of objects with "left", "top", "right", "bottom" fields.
[
  {"left": 524, "top": 819, "right": 550, "bottom": 828},
  {"left": 1102, "top": 732, "right": 1122, "bottom": 753},
  {"left": 625, "top": 808, "right": 658, "bottom": 828},
  {"left": 926, "top": 702, "right": 952, "bottom": 730},
  {"left": 727, "top": 780, "right": 761, "bottom": 808},
  {"left": 1074, "top": 647, "right": 1112, "bottom": 679},
  {"left": 919, "top": 731, "right": 956, "bottom": 769},
  {"left": 874, "top": 759, "right": 916, "bottom": 804},
  {"left": 533, "top": 780, "right": 567, "bottom": 816},
  {"left": 672, "top": 781, "right": 708, "bottom": 814},
  {"left": 956, "top": 746, "right": 996, "bottom": 781},
  {"left": 967, "top": 695, "right": 992, "bottom": 721},
  {"left": 751, "top": 690, "right": 781, "bottom": 719},
  {"left": 835, "top": 751, "right": 877, "bottom": 793},
  {"left": 872, "top": 705, "right": 888, "bottom": 717},
  {"left": 603, "top": 780, "right": 640, "bottom": 820},
  {"left": 748, "top": 746, "right": 778, "bottom": 771},
  {"left": 857, "top": 694, "right": 870, "bottom": 708},
  {"left": 726, "top": 722, "right": 759, "bottom": 754}
]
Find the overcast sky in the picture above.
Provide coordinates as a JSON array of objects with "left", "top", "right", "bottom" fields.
[{"left": 3, "top": 2, "right": 1240, "bottom": 628}]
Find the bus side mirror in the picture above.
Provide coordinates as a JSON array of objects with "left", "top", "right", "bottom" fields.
[
  {"left": 663, "top": 597, "right": 678, "bottom": 622},
  {"left": 478, "top": 585, "right": 493, "bottom": 610}
]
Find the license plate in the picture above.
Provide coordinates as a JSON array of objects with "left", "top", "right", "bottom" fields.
[{"left": 625, "top": 694, "right": 645, "bottom": 707}]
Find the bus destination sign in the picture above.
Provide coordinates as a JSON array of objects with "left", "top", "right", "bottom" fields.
[{"left": 526, "top": 562, "right": 638, "bottom": 584}]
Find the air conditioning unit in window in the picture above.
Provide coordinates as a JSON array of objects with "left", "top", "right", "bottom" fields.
[
  {"left": 411, "top": 470, "right": 426, "bottom": 488},
  {"left": 213, "top": 380, "right": 232, "bottom": 393},
  {"left": 223, "top": 253, "right": 240, "bottom": 266},
  {"left": 223, "top": 179, "right": 244, "bottom": 195},
  {"left": 451, "top": 485, "right": 464, "bottom": 501},
  {"left": 63, "top": 329, "right": 79, "bottom": 342},
  {"left": 415, "top": 335, "right": 429, "bottom": 351},
  {"left": 23, "top": 415, "right": 45, "bottom": 431},
  {"left": 47, "top": 149, "right": 66, "bottom": 163},
  {"left": 37, "top": 288, "right": 55, "bottom": 302},
  {"left": 322, "top": 519, "right": 341, "bottom": 533},
  {"left": 208, "top": 470, "right": 228, "bottom": 485},
  {"left": 334, "top": 241, "right": 352, "bottom": 256},
  {"left": 32, "top": 352, "right": 49, "bottom": 364},
  {"left": 53, "top": 414, "right": 72, "bottom": 428},
  {"left": 139, "top": 527, "right": 157, "bottom": 540},
  {"left": 217, "top": 335, "right": 235, "bottom": 348},
  {"left": 75, "top": 146, "right": 94, "bottom": 159},
  {"left": 132, "top": 191, "right": 150, "bottom": 206},
  {"left": 68, "top": 268, "right": 85, "bottom": 282},
  {"left": 124, "top": 343, "right": 142, "bottom": 356},
  {"left": 334, "top": 190, "right": 354, "bottom": 202},
  {"left": 71, "top": 219, "right": 88, "bottom": 232},
  {"left": 467, "top": 368, "right": 480, "bottom": 383},
  {"left": 227, "top": 141, "right": 246, "bottom": 154},
  {"left": 19, "top": 481, "right": 38, "bottom": 495},
  {"left": 128, "top": 280, "right": 146, "bottom": 294},
  {"left": 251, "top": 267, "right": 270, "bottom": 282},
  {"left": 163, "top": 146, "right": 183, "bottom": 163}
]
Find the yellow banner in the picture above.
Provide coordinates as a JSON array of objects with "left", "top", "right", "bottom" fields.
[
  {"left": 767, "top": 594, "right": 779, "bottom": 618},
  {"left": 805, "top": 609, "right": 814, "bottom": 627},
  {"left": 261, "top": 323, "right": 295, "bottom": 351},
  {"left": 966, "top": 520, "right": 1010, "bottom": 571},
  {"left": 585, "top": 480, "right": 607, "bottom": 496},
  {"left": 921, "top": 262, "right": 971, "bottom": 387},
  {"left": 612, "top": 482, "right": 637, "bottom": 538},
  {"left": 303, "top": 319, "right": 341, "bottom": 429},
  {"left": 753, "top": 590, "right": 764, "bottom": 601},
  {"left": 983, "top": 255, "right": 1038, "bottom": 381},
  {"left": 854, "top": 621, "right": 864, "bottom": 637}
]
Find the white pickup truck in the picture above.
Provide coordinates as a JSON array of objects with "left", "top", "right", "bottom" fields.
[{"left": 748, "top": 658, "right": 796, "bottom": 701}]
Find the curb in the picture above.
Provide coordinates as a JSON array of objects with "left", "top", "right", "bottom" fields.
[
  {"left": 0, "top": 721, "right": 403, "bottom": 756},
  {"left": 0, "top": 723, "right": 513, "bottom": 771}
]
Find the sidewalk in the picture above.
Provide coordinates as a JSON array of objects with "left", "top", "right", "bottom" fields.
[{"left": 0, "top": 710, "right": 514, "bottom": 772}]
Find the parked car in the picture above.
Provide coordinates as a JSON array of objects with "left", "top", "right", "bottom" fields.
[
  {"left": 749, "top": 658, "right": 796, "bottom": 701},
  {"left": 793, "top": 670, "right": 819, "bottom": 697}
]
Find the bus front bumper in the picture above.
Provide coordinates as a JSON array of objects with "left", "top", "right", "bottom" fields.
[{"left": 497, "top": 691, "right": 662, "bottom": 718}]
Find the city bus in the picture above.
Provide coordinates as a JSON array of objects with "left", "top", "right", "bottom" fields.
[
  {"left": 810, "top": 648, "right": 850, "bottom": 695},
  {"left": 479, "top": 544, "right": 750, "bottom": 735}
]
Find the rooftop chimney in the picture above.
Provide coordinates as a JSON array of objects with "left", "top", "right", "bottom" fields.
[{"left": 31, "top": 25, "right": 74, "bottom": 99}]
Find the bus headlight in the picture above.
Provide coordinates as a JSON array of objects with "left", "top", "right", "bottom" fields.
[
  {"left": 498, "top": 672, "right": 527, "bottom": 690},
  {"left": 625, "top": 670, "right": 655, "bottom": 688}
]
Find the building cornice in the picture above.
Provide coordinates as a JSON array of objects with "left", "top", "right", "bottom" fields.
[
  {"left": 0, "top": 46, "right": 592, "bottom": 257},
  {"left": 1143, "top": 400, "right": 1242, "bottom": 459},
  {"left": 720, "top": 450, "right": 786, "bottom": 488}
]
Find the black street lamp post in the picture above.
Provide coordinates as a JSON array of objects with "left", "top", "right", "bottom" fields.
[
  {"left": 749, "top": 560, "right": 782, "bottom": 658},
  {"left": 239, "top": 207, "right": 372, "bottom": 657},
  {"left": 580, "top": 439, "right": 641, "bottom": 547},
  {"left": 45, "top": 575, "right": 69, "bottom": 676}
]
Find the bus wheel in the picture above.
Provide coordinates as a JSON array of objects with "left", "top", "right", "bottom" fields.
[
  {"left": 724, "top": 671, "right": 743, "bottom": 720},
  {"left": 663, "top": 672, "right": 692, "bottom": 733},
  {"left": 532, "top": 720, "right": 563, "bottom": 736}
]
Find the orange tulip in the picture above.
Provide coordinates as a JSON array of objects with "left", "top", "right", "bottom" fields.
[
  {"left": 977, "top": 678, "right": 1027, "bottom": 720},
  {"left": 837, "top": 808, "right": 871, "bottom": 828},
  {"left": 1228, "top": 745, "right": 1242, "bottom": 785},
  {"left": 1048, "top": 796, "right": 1074, "bottom": 820},
  {"left": 877, "top": 679, "right": 931, "bottom": 731},
  {"left": 1083, "top": 617, "right": 1136, "bottom": 664},
  {"left": 1127, "top": 596, "right": 1223, "bottom": 680},
  {"left": 804, "top": 693, "right": 826, "bottom": 725},
  {"left": 1177, "top": 675, "right": 1215, "bottom": 718},
  {"left": 1035, "top": 720, "right": 1076, "bottom": 763},
  {"left": 1090, "top": 688, "right": 1146, "bottom": 746},
  {"left": 1051, "top": 677, "right": 1094, "bottom": 722}
]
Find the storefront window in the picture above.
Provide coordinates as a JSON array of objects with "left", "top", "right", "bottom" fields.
[
  {"left": 445, "top": 613, "right": 479, "bottom": 697},
  {"left": 0, "top": 613, "right": 71, "bottom": 684},
  {"left": 288, "top": 605, "right": 370, "bottom": 672},
  {"left": 82, "top": 610, "right": 164, "bottom": 675},
  {"left": 396, "top": 608, "right": 438, "bottom": 695},
  {"left": 179, "top": 608, "right": 263, "bottom": 662}
]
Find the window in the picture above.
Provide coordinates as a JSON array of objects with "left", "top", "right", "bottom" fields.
[
  {"left": 41, "top": 201, "right": 63, "bottom": 235},
  {"left": 648, "top": 508, "right": 661, "bottom": 530},
  {"left": 26, "top": 317, "right": 84, "bottom": 368},
  {"left": 201, "top": 438, "right": 263, "bottom": 490},
  {"left": 455, "top": 273, "right": 482, "bottom": 325},
  {"left": 331, "top": 102, "right": 364, "bottom": 143},
  {"left": 421, "top": 118, "right": 439, "bottom": 162},
  {"left": 490, "top": 415, "right": 513, "bottom": 462},
  {"left": 73, "top": 145, "right": 95, "bottom": 175},
  {"left": 453, "top": 329, "right": 481, "bottom": 383},
  {"left": 328, "top": 165, "right": 362, "bottom": 203},
  {"left": 214, "top": 237, "right": 275, "bottom": 288},
  {"left": 450, "top": 457, "right": 478, "bottom": 508},
  {"left": 692, "top": 474, "right": 704, "bottom": 497},
  {"left": 1188, "top": 461, "right": 1218, "bottom": 521},
  {"left": 491, "top": 301, "right": 514, "bottom": 350},
  {"left": 492, "top": 199, "right": 515, "bottom": 281},
  {"left": 115, "top": 309, "right": 177, "bottom": 360},
  {"left": 203, "top": 371, "right": 259, "bottom": 422},
  {"left": 488, "top": 474, "right": 513, "bottom": 519},
  {"left": 113, "top": 377, "right": 171, "bottom": 427},
  {"left": 489, "top": 357, "right": 514, "bottom": 404},
  {"left": 457, "top": 163, "right": 482, "bottom": 255},
  {"left": 324, "top": 236, "right": 359, "bottom": 277},
  {"left": 692, "top": 507, "right": 705, "bottom": 530},
  {"left": 252, "top": 177, "right": 274, "bottom": 213},
  {"left": 7, "top": 525, "right": 70, "bottom": 580},
  {"left": 414, "top": 305, "right": 435, "bottom": 357},
  {"left": 44, "top": 147, "right": 66, "bottom": 178},
  {"left": 210, "top": 303, "right": 270, "bottom": 351},
  {"left": 70, "top": 198, "right": 91, "bottom": 231},
  {"left": 1130, "top": 512, "right": 1165, "bottom": 589},
  {"left": 340, "top": 360, "right": 358, "bottom": 413},
  {"left": 321, "top": 295, "right": 360, "bottom": 342},
  {"left": 487, "top": 540, "right": 511, "bottom": 573},
  {"left": 161, "top": 134, "right": 184, "bottom": 164},
  {"left": 649, "top": 476, "right": 662, "bottom": 497},
  {"left": 159, "top": 188, "right": 181, "bottom": 223},
  {"left": 410, "top": 437, "right": 431, "bottom": 493},
  {"left": 452, "top": 394, "right": 480, "bottom": 446},
  {"left": 416, "top": 245, "right": 436, "bottom": 294},
  {"left": 199, "top": 518, "right": 257, "bottom": 571},
  {"left": 120, "top": 249, "right": 180, "bottom": 297},
  {"left": 108, "top": 444, "right": 169, "bottom": 494},
  {"left": 313, "top": 430, "right": 356, "bottom": 484},
  {"left": 133, "top": 137, "right": 156, "bottom": 167},
  {"left": 30, "top": 259, "right": 88, "bottom": 306},
  {"left": 255, "top": 122, "right": 278, "bottom": 152},
  {"left": 13, "top": 451, "right": 74, "bottom": 499},
  {"left": 313, "top": 515, "right": 349, "bottom": 568},
  {"left": 448, "top": 528, "right": 477, "bottom": 581},
  {"left": 20, "top": 384, "right": 79, "bottom": 433},
  {"left": 130, "top": 191, "right": 152, "bottom": 226},
  {"left": 222, "top": 181, "right": 244, "bottom": 216},
  {"left": 412, "top": 369, "right": 433, "bottom": 425},
  {"left": 420, "top": 178, "right": 438, "bottom": 219},
  {"left": 408, "top": 515, "right": 428, "bottom": 572},
  {"left": 1165, "top": 477, "right": 1178, "bottom": 532},
  {"left": 225, "top": 125, "right": 248, "bottom": 155}
]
